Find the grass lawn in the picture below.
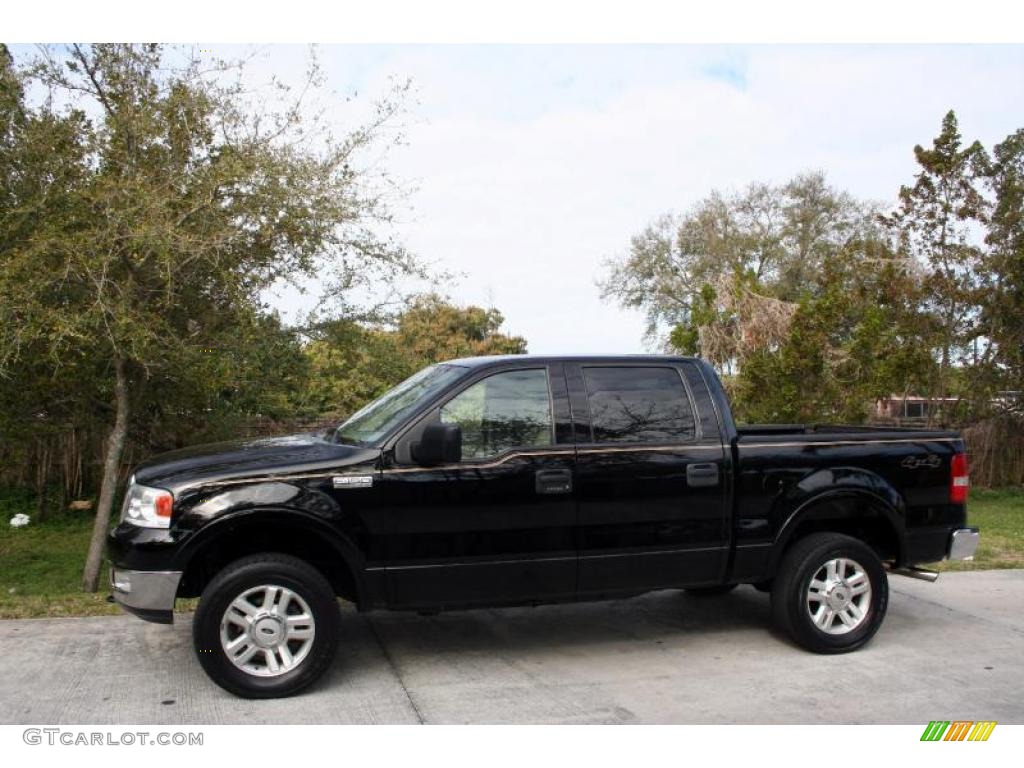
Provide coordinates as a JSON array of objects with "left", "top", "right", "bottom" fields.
[
  {"left": 1, "top": 486, "right": 1022, "bottom": 619},
  {"left": 0, "top": 489, "right": 122, "bottom": 619},
  {"left": 929, "top": 487, "right": 1024, "bottom": 571},
  {"left": 0, "top": 488, "right": 198, "bottom": 619}
]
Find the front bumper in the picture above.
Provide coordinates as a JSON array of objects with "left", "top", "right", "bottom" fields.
[
  {"left": 110, "top": 568, "right": 182, "bottom": 624},
  {"left": 948, "top": 527, "right": 980, "bottom": 561}
]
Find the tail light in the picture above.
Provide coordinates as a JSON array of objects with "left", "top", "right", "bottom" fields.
[{"left": 950, "top": 452, "right": 969, "bottom": 504}]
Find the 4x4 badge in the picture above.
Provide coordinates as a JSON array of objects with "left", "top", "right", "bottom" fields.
[
  {"left": 332, "top": 475, "right": 374, "bottom": 489},
  {"left": 901, "top": 454, "right": 941, "bottom": 469}
]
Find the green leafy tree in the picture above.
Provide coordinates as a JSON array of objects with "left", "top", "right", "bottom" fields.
[
  {"left": 981, "top": 128, "right": 1024, "bottom": 406},
  {"left": 736, "top": 247, "right": 936, "bottom": 423},
  {"left": 601, "top": 172, "right": 876, "bottom": 370},
  {"left": 0, "top": 44, "right": 105, "bottom": 514},
  {"left": 884, "top": 110, "right": 989, "bottom": 410},
  {"left": 304, "top": 294, "right": 527, "bottom": 419},
  {"left": 391, "top": 293, "right": 527, "bottom": 362},
  {"left": 0, "top": 45, "right": 417, "bottom": 591},
  {"left": 603, "top": 170, "right": 937, "bottom": 422}
]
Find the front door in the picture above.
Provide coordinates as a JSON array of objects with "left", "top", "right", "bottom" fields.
[
  {"left": 568, "top": 362, "right": 729, "bottom": 596},
  {"left": 376, "top": 364, "right": 577, "bottom": 608}
]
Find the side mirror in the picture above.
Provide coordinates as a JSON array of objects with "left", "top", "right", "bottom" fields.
[{"left": 413, "top": 423, "right": 462, "bottom": 466}]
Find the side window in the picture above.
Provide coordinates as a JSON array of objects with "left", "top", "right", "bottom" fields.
[
  {"left": 440, "top": 369, "right": 553, "bottom": 460},
  {"left": 582, "top": 366, "right": 695, "bottom": 443}
]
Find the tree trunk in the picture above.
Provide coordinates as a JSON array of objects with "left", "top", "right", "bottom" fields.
[
  {"left": 34, "top": 438, "right": 48, "bottom": 524},
  {"left": 57, "top": 476, "right": 66, "bottom": 519},
  {"left": 35, "top": 440, "right": 49, "bottom": 523},
  {"left": 82, "top": 356, "right": 129, "bottom": 592}
]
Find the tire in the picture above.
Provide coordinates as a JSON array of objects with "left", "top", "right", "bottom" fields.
[
  {"left": 770, "top": 532, "right": 888, "bottom": 654},
  {"left": 684, "top": 584, "right": 738, "bottom": 597},
  {"left": 193, "top": 553, "right": 340, "bottom": 698}
]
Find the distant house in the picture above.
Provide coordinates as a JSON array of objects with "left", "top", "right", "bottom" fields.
[
  {"left": 994, "top": 391, "right": 1023, "bottom": 413},
  {"left": 873, "top": 395, "right": 962, "bottom": 422},
  {"left": 874, "top": 392, "right": 1021, "bottom": 423}
]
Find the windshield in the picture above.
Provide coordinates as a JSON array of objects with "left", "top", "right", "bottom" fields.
[{"left": 334, "top": 364, "right": 466, "bottom": 446}]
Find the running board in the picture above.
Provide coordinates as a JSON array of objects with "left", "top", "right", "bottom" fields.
[{"left": 889, "top": 566, "right": 940, "bottom": 583}]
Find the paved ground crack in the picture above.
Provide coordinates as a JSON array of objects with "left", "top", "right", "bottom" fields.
[
  {"left": 891, "top": 586, "right": 1024, "bottom": 637},
  {"left": 366, "top": 618, "right": 426, "bottom": 724}
]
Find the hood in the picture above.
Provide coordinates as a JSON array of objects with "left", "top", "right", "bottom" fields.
[{"left": 132, "top": 433, "right": 378, "bottom": 493}]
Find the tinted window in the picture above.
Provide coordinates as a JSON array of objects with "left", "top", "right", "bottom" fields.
[
  {"left": 441, "top": 369, "right": 553, "bottom": 459},
  {"left": 583, "top": 367, "right": 695, "bottom": 443}
]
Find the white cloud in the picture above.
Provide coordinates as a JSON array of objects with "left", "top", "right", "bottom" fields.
[{"left": 272, "top": 45, "right": 1024, "bottom": 353}]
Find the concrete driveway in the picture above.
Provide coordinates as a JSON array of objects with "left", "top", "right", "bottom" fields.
[{"left": 1, "top": 570, "right": 1021, "bottom": 724}]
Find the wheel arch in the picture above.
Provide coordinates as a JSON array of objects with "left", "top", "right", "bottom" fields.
[
  {"left": 174, "top": 507, "right": 367, "bottom": 606},
  {"left": 768, "top": 488, "right": 905, "bottom": 578}
]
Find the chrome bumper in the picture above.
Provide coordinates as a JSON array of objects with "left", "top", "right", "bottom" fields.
[
  {"left": 949, "top": 527, "right": 980, "bottom": 561},
  {"left": 110, "top": 568, "right": 182, "bottom": 614}
]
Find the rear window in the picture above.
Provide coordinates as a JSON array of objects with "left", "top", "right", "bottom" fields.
[{"left": 582, "top": 366, "right": 695, "bottom": 444}]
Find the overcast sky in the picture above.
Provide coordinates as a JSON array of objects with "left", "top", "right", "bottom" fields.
[
  {"left": 307, "top": 44, "right": 1022, "bottom": 354},
  {"left": 28, "top": 44, "right": 1024, "bottom": 354}
]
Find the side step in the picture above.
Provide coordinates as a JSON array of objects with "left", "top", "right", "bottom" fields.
[{"left": 888, "top": 566, "right": 940, "bottom": 583}]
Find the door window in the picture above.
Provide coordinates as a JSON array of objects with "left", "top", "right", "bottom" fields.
[
  {"left": 582, "top": 366, "right": 695, "bottom": 443},
  {"left": 441, "top": 369, "right": 553, "bottom": 459}
]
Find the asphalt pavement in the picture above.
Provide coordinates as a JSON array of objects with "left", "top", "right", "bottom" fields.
[{"left": 1, "top": 570, "right": 1021, "bottom": 724}]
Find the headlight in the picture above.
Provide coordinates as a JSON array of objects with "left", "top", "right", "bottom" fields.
[{"left": 120, "top": 477, "right": 174, "bottom": 528}]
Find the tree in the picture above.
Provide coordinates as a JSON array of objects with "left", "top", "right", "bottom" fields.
[
  {"left": 735, "top": 246, "right": 936, "bottom": 423},
  {"left": 981, "top": 128, "right": 1024, "bottom": 405},
  {"left": 304, "top": 294, "right": 527, "bottom": 419},
  {"left": 602, "top": 171, "right": 940, "bottom": 422},
  {"left": 602, "top": 112, "right": 1021, "bottom": 435},
  {"left": 883, "top": 110, "right": 989, "bottom": 411},
  {"left": 0, "top": 44, "right": 104, "bottom": 515},
  {"left": 601, "top": 172, "right": 876, "bottom": 371},
  {"left": 0, "top": 45, "right": 417, "bottom": 591},
  {"left": 391, "top": 293, "right": 527, "bottom": 362}
]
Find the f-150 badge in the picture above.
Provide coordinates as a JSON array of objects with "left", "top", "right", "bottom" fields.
[{"left": 332, "top": 475, "right": 374, "bottom": 489}]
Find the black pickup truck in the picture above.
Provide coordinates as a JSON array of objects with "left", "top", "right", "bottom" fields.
[{"left": 108, "top": 355, "right": 978, "bottom": 698}]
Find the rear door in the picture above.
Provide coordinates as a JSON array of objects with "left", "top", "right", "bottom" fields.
[{"left": 568, "top": 361, "right": 729, "bottom": 596}]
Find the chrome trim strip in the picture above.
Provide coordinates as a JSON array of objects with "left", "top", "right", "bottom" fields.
[
  {"left": 369, "top": 554, "right": 577, "bottom": 571},
  {"left": 176, "top": 437, "right": 949, "bottom": 486},
  {"left": 179, "top": 444, "right": 727, "bottom": 484},
  {"left": 576, "top": 444, "right": 722, "bottom": 455},
  {"left": 382, "top": 448, "right": 575, "bottom": 474},
  {"left": 579, "top": 545, "right": 726, "bottom": 559},
  {"left": 739, "top": 437, "right": 961, "bottom": 449},
  {"left": 370, "top": 545, "right": 725, "bottom": 571},
  {"left": 110, "top": 569, "right": 182, "bottom": 612},
  {"left": 381, "top": 444, "right": 723, "bottom": 474},
  {"left": 175, "top": 469, "right": 369, "bottom": 491}
]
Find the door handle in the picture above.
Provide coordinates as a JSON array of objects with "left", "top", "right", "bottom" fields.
[
  {"left": 535, "top": 469, "right": 573, "bottom": 495},
  {"left": 686, "top": 463, "right": 720, "bottom": 488}
]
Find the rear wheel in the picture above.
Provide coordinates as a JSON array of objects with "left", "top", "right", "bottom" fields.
[
  {"left": 193, "top": 553, "right": 340, "bottom": 698},
  {"left": 771, "top": 532, "right": 888, "bottom": 654}
]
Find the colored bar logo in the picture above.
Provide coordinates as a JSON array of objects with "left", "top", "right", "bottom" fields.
[{"left": 921, "top": 721, "right": 996, "bottom": 741}]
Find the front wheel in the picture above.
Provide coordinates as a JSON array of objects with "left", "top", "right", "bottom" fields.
[
  {"left": 771, "top": 533, "right": 888, "bottom": 654},
  {"left": 193, "top": 553, "right": 340, "bottom": 698}
]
